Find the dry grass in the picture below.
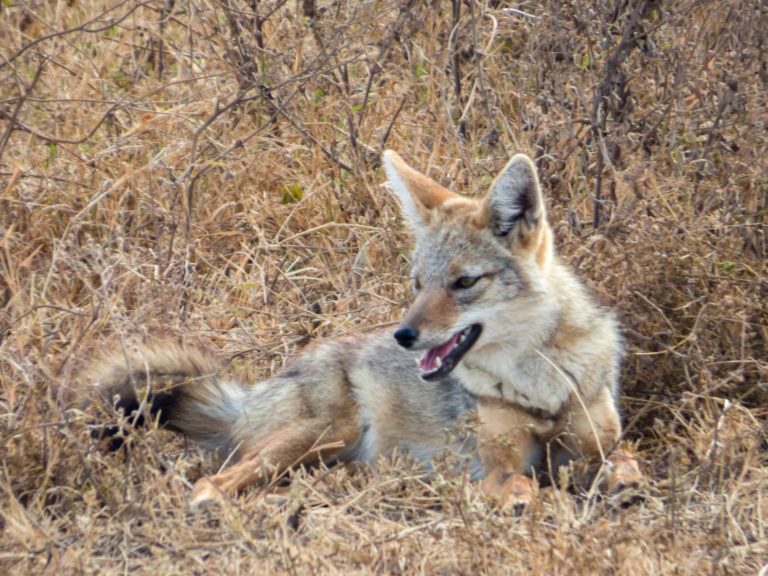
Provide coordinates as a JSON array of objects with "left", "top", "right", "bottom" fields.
[{"left": 1, "top": 0, "right": 766, "bottom": 574}]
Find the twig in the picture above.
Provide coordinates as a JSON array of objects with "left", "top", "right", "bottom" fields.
[
  {"left": 379, "top": 96, "right": 407, "bottom": 155},
  {"left": 0, "top": 55, "right": 47, "bottom": 164},
  {"left": 0, "top": 0, "right": 154, "bottom": 71}
]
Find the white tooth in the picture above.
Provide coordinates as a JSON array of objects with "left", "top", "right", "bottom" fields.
[
  {"left": 458, "top": 333, "right": 465, "bottom": 343},
  {"left": 435, "top": 356, "right": 442, "bottom": 368}
]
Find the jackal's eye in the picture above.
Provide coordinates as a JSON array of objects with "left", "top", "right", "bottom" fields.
[
  {"left": 413, "top": 278, "right": 422, "bottom": 292},
  {"left": 453, "top": 276, "right": 478, "bottom": 289}
]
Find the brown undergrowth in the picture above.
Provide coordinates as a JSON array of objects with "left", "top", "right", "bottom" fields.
[{"left": 0, "top": 1, "right": 765, "bottom": 574}]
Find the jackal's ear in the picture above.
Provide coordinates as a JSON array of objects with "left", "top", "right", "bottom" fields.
[
  {"left": 485, "top": 154, "right": 545, "bottom": 238},
  {"left": 382, "top": 150, "right": 458, "bottom": 227}
]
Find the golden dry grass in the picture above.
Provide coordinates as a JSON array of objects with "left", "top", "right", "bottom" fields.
[{"left": 1, "top": 1, "right": 766, "bottom": 574}]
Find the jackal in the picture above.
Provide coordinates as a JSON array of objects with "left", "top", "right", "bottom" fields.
[{"left": 84, "top": 151, "right": 641, "bottom": 507}]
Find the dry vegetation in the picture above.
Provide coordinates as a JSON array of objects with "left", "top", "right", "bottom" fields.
[{"left": 1, "top": 0, "right": 766, "bottom": 573}]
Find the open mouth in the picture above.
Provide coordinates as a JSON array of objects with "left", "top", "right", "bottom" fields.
[{"left": 418, "top": 324, "right": 482, "bottom": 380}]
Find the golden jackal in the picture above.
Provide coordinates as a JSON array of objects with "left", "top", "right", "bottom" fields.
[{"left": 84, "top": 151, "right": 641, "bottom": 507}]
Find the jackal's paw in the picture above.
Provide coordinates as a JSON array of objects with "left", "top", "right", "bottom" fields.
[
  {"left": 189, "top": 477, "right": 225, "bottom": 510},
  {"left": 483, "top": 473, "right": 538, "bottom": 509},
  {"left": 605, "top": 452, "right": 643, "bottom": 492}
]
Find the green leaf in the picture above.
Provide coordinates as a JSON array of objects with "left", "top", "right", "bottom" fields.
[{"left": 280, "top": 184, "right": 303, "bottom": 204}]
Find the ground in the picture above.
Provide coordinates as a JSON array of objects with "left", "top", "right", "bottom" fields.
[{"left": 0, "top": 1, "right": 766, "bottom": 574}]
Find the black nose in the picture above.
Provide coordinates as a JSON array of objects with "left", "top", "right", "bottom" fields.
[{"left": 393, "top": 326, "right": 419, "bottom": 349}]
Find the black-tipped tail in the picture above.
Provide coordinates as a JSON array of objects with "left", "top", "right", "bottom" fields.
[{"left": 82, "top": 338, "right": 244, "bottom": 453}]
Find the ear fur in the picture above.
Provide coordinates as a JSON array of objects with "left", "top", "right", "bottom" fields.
[
  {"left": 486, "top": 154, "right": 544, "bottom": 237},
  {"left": 382, "top": 150, "right": 457, "bottom": 226}
]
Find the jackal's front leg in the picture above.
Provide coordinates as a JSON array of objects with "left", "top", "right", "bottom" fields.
[
  {"left": 564, "top": 386, "right": 643, "bottom": 491},
  {"left": 476, "top": 401, "right": 552, "bottom": 507},
  {"left": 481, "top": 467, "right": 539, "bottom": 507}
]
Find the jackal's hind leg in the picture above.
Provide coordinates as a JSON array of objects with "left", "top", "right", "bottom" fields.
[{"left": 190, "top": 419, "right": 359, "bottom": 508}]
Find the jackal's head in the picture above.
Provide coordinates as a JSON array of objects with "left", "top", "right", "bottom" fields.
[{"left": 383, "top": 150, "right": 556, "bottom": 381}]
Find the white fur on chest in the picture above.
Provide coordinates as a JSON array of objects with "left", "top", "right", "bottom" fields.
[{"left": 456, "top": 348, "right": 572, "bottom": 415}]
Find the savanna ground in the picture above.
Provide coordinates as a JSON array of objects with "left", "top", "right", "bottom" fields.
[{"left": 1, "top": 0, "right": 766, "bottom": 574}]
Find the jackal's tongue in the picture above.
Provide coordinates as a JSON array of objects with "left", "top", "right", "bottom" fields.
[{"left": 419, "top": 332, "right": 462, "bottom": 373}]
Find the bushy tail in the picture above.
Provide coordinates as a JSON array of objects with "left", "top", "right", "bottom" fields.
[{"left": 82, "top": 337, "right": 246, "bottom": 454}]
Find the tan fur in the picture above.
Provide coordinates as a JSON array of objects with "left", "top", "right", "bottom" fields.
[
  {"left": 83, "top": 151, "right": 641, "bottom": 509},
  {"left": 398, "top": 288, "right": 459, "bottom": 337},
  {"left": 382, "top": 151, "right": 458, "bottom": 218},
  {"left": 190, "top": 418, "right": 360, "bottom": 506}
]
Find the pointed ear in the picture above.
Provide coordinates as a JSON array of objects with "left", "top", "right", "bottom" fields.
[
  {"left": 382, "top": 150, "right": 458, "bottom": 227},
  {"left": 485, "top": 154, "right": 545, "bottom": 238}
]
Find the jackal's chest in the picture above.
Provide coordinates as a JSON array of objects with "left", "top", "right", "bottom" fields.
[{"left": 455, "top": 357, "right": 572, "bottom": 416}]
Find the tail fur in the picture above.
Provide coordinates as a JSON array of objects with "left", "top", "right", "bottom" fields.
[{"left": 83, "top": 337, "right": 245, "bottom": 454}]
